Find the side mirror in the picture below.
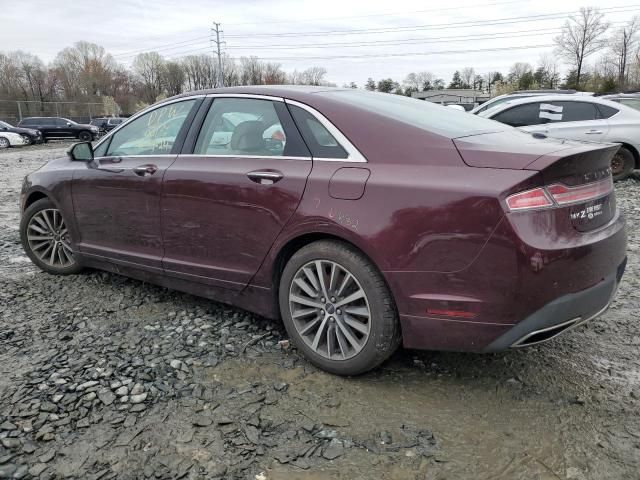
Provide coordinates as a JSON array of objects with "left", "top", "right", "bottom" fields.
[
  {"left": 66, "top": 122, "right": 72, "bottom": 127},
  {"left": 67, "top": 142, "right": 94, "bottom": 162}
]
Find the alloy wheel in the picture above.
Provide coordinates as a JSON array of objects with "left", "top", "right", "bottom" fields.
[
  {"left": 0, "top": 137, "right": 9, "bottom": 149},
  {"left": 288, "top": 260, "right": 371, "bottom": 360},
  {"left": 26, "top": 208, "right": 75, "bottom": 268},
  {"left": 21, "top": 135, "right": 32, "bottom": 145}
]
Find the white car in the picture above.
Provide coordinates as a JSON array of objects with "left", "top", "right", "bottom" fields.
[
  {"left": 470, "top": 90, "right": 593, "bottom": 115},
  {"left": 0, "top": 131, "right": 27, "bottom": 149},
  {"left": 478, "top": 95, "right": 640, "bottom": 180}
]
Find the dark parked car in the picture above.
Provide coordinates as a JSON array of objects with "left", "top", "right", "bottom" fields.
[
  {"left": 17, "top": 117, "right": 99, "bottom": 142},
  {"left": 90, "top": 117, "right": 126, "bottom": 134},
  {"left": 19, "top": 87, "right": 627, "bottom": 375},
  {"left": 0, "top": 120, "right": 43, "bottom": 145}
]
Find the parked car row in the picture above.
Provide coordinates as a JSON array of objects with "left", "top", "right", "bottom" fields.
[
  {"left": 468, "top": 91, "right": 640, "bottom": 181},
  {"left": 0, "top": 116, "right": 126, "bottom": 149}
]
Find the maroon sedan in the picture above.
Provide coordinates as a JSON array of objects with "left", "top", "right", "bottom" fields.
[{"left": 20, "top": 87, "right": 627, "bottom": 375}]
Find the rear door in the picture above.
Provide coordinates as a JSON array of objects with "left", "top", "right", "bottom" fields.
[
  {"left": 72, "top": 98, "right": 201, "bottom": 271},
  {"left": 540, "top": 101, "right": 610, "bottom": 141},
  {"left": 161, "top": 96, "right": 312, "bottom": 290}
]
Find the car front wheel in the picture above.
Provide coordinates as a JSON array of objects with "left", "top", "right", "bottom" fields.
[
  {"left": 0, "top": 137, "right": 9, "bottom": 149},
  {"left": 279, "top": 240, "right": 401, "bottom": 376},
  {"left": 20, "top": 198, "right": 82, "bottom": 275},
  {"left": 78, "top": 131, "right": 92, "bottom": 142}
]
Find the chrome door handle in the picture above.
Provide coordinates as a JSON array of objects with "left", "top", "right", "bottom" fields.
[
  {"left": 586, "top": 130, "right": 603, "bottom": 134},
  {"left": 133, "top": 164, "right": 158, "bottom": 176},
  {"left": 247, "top": 170, "right": 283, "bottom": 185}
]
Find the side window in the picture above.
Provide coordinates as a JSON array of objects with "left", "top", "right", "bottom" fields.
[
  {"left": 546, "top": 102, "right": 599, "bottom": 123},
  {"left": 194, "top": 98, "right": 289, "bottom": 156},
  {"left": 492, "top": 103, "right": 545, "bottom": 127},
  {"left": 289, "top": 105, "right": 348, "bottom": 159},
  {"left": 55, "top": 118, "right": 68, "bottom": 126},
  {"left": 598, "top": 103, "right": 622, "bottom": 117},
  {"left": 107, "top": 100, "right": 196, "bottom": 156}
]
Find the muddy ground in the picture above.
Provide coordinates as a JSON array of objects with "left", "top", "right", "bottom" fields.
[{"left": 0, "top": 143, "right": 639, "bottom": 480}]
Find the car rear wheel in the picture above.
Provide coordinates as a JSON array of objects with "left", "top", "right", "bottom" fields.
[
  {"left": 279, "top": 240, "right": 401, "bottom": 376},
  {"left": 20, "top": 198, "right": 82, "bottom": 275},
  {"left": 78, "top": 131, "right": 92, "bottom": 142},
  {"left": 611, "top": 147, "right": 635, "bottom": 181},
  {"left": 0, "top": 137, "right": 9, "bottom": 149}
]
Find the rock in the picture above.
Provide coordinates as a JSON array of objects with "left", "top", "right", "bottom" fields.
[
  {"left": 129, "top": 404, "right": 146, "bottom": 413},
  {"left": 83, "top": 392, "right": 97, "bottom": 402},
  {"left": 115, "top": 386, "right": 128, "bottom": 396},
  {"left": 77, "top": 418, "right": 90, "bottom": 428},
  {"left": 76, "top": 380, "right": 99, "bottom": 391},
  {"left": 28, "top": 464, "right": 48, "bottom": 477},
  {"left": 193, "top": 416, "right": 212, "bottom": 427},
  {"left": 129, "top": 393, "right": 148, "bottom": 404},
  {"left": 0, "top": 438, "right": 20, "bottom": 450},
  {"left": 98, "top": 389, "right": 116, "bottom": 406},
  {"left": 170, "top": 360, "right": 183, "bottom": 370},
  {"left": 322, "top": 439, "right": 345, "bottom": 460},
  {"left": 273, "top": 382, "right": 288, "bottom": 392},
  {"left": 130, "top": 383, "right": 144, "bottom": 396},
  {"left": 0, "top": 422, "right": 16, "bottom": 431},
  {"left": 12, "top": 464, "right": 28, "bottom": 479},
  {"left": 216, "top": 416, "right": 233, "bottom": 425},
  {"left": 38, "top": 450, "right": 56, "bottom": 463},
  {"left": 40, "top": 401, "right": 57, "bottom": 412},
  {"left": 51, "top": 394, "right": 64, "bottom": 403},
  {"left": 0, "top": 464, "right": 16, "bottom": 478}
]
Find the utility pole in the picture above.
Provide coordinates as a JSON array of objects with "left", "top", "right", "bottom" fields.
[{"left": 212, "top": 22, "right": 224, "bottom": 88}]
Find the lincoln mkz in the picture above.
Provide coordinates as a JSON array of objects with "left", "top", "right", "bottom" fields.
[{"left": 20, "top": 87, "right": 627, "bottom": 375}]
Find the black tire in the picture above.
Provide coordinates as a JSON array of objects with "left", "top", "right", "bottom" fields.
[
  {"left": 611, "top": 147, "right": 635, "bottom": 181},
  {"left": 20, "top": 198, "right": 83, "bottom": 275},
  {"left": 0, "top": 136, "right": 10, "bottom": 149},
  {"left": 78, "top": 131, "right": 92, "bottom": 142},
  {"left": 279, "top": 240, "right": 401, "bottom": 376}
]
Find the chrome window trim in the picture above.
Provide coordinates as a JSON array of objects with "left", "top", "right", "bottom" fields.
[
  {"left": 284, "top": 99, "right": 367, "bottom": 163},
  {"left": 92, "top": 95, "right": 206, "bottom": 151},
  {"left": 178, "top": 154, "right": 311, "bottom": 161},
  {"left": 206, "top": 93, "right": 285, "bottom": 102}
]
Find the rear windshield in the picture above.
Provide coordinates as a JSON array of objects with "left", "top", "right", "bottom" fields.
[{"left": 318, "top": 89, "right": 506, "bottom": 138}]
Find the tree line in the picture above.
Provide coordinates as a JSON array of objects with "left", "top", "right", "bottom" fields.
[
  {"left": 354, "top": 9, "right": 640, "bottom": 97},
  {"left": 1, "top": 7, "right": 638, "bottom": 117},
  {"left": 0, "top": 44, "right": 330, "bottom": 116}
]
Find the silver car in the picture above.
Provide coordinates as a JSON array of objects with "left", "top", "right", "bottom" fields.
[{"left": 479, "top": 95, "right": 640, "bottom": 180}]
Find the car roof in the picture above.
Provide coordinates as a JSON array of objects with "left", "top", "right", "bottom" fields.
[{"left": 479, "top": 94, "right": 631, "bottom": 117}]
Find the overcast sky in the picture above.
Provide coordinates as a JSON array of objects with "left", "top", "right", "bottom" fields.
[{"left": 0, "top": 0, "right": 638, "bottom": 86}]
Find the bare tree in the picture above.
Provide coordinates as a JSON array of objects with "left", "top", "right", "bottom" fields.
[
  {"left": 554, "top": 7, "right": 610, "bottom": 87},
  {"left": 403, "top": 71, "right": 435, "bottom": 91},
  {"left": 132, "top": 52, "right": 166, "bottom": 103},
  {"left": 301, "top": 66, "right": 327, "bottom": 86},
  {"left": 460, "top": 67, "right": 475, "bottom": 89},
  {"left": 164, "top": 61, "right": 185, "bottom": 96},
  {"left": 610, "top": 16, "right": 639, "bottom": 89}
]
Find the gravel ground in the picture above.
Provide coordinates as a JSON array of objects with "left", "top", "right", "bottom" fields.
[{"left": 0, "top": 143, "right": 639, "bottom": 480}]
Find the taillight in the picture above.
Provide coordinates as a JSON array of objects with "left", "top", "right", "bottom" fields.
[
  {"left": 546, "top": 178, "right": 612, "bottom": 205},
  {"left": 506, "top": 178, "right": 613, "bottom": 212},
  {"left": 506, "top": 188, "right": 553, "bottom": 211}
]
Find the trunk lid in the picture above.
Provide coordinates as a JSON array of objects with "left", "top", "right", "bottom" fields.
[{"left": 454, "top": 130, "right": 619, "bottom": 233}]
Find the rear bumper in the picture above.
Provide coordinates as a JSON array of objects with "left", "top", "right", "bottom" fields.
[{"left": 483, "top": 257, "right": 625, "bottom": 351}]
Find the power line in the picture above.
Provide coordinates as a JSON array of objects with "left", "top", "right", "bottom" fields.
[
  {"left": 165, "top": 44, "right": 557, "bottom": 62},
  {"left": 112, "top": 35, "right": 212, "bottom": 58},
  {"left": 224, "top": 0, "right": 524, "bottom": 26},
  {"left": 223, "top": 5, "right": 640, "bottom": 38}
]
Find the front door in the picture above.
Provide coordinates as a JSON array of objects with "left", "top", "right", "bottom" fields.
[
  {"left": 72, "top": 98, "right": 199, "bottom": 271},
  {"left": 161, "top": 97, "right": 312, "bottom": 290}
]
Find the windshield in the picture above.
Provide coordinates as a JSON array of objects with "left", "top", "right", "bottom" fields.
[
  {"left": 0, "top": 121, "right": 11, "bottom": 128},
  {"left": 319, "top": 89, "right": 506, "bottom": 138},
  {"left": 62, "top": 118, "right": 78, "bottom": 125}
]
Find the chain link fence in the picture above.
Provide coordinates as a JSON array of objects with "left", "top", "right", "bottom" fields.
[{"left": 0, "top": 100, "right": 107, "bottom": 126}]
